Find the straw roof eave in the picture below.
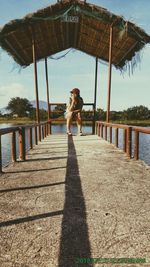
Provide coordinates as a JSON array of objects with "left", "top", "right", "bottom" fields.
[{"left": 0, "top": 0, "right": 150, "bottom": 71}]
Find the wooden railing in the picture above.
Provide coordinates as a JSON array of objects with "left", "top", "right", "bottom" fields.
[
  {"left": 96, "top": 121, "right": 150, "bottom": 160},
  {"left": 0, "top": 121, "right": 51, "bottom": 172}
]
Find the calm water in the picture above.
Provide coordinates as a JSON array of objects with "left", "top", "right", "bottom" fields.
[{"left": 0, "top": 123, "right": 150, "bottom": 167}]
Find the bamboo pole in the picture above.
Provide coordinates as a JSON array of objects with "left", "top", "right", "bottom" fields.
[
  {"left": 32, "top": 29, "right": 40, "bottom": 124},
  {"left": 106, "top": 26, "right": 113, "bottom": 123},
  {"left": 45, "top": 58, "right": 50, "bottom": 121},
  {"left": 93, "top": 57, "right": 98, "bottom": 134}
]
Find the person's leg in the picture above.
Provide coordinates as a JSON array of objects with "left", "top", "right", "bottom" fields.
[
  {"left": 66, "top": 116, "right": 72, "bottom": 135},
  {"left": 76, "top": 112, "right": 83, "bottom": 135}
]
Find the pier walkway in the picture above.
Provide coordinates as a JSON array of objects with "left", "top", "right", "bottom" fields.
[{"left": 0, "top": 134, "right": 150, "bottom": 267}]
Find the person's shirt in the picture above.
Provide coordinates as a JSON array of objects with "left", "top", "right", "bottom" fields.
[{"left": 68, "top": 96, "right": 83, "bottom": 111}]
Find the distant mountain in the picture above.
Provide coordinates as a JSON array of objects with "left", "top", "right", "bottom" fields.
[{"left": 30, "top": 100, "right": 47, "bottom": 110}]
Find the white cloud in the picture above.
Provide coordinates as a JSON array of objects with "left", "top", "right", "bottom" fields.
[{"left": 0, "top": 83, "right": 33, "bottom": 108}]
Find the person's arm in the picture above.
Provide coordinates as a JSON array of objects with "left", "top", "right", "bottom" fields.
[{"left": 67, "top": 96, "right": 76, "bottom": 111}]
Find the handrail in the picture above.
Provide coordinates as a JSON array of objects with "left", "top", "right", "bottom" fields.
[
  {"left": 96, "top": 121, "right": 150, "bottom": 161},
  {"left": 0, "top": 121, "right": 51, "bottom": 173}
]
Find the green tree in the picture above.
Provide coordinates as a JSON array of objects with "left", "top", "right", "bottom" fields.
[
  {"left": 7, "top": 97, "right": 33, "bottom": 117},
  {"left": 125, "top": 105, "right": 150, "bottom": 120},
  {"left": 29, "top": 108, "right": 48, "bottom": 121},
  {"left": 51, "top": 104, "right": 66, "bottom": 119}
]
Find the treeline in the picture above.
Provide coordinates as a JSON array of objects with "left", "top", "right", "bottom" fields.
[
  {"left": 88, "top": 106, "right": 150, "bottom": 121},
  {"left": 0, "top": 97, "right": 150, "bottom": 121}
]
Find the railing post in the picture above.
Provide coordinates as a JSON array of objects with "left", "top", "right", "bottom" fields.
[
  {"left": 105, "top": 126, "right": 107, "bottom": 140},
  {"left": 46, "top": 123, "right": 49, "bottom": 136},
  {"left": 101, "top": 124, "right": 103, "bottom": 138},
  {"left": 109, "top": 126, "right": 112, "bottom": 143},
  {"left": 126, "top": 127, "right": 132, "bottom": 158},
  {"left": 0, "top": 135, "right": 2, "bottom": 173},
  {"left": 35, "top": 126, "right": 38, "bottom": 145},
  {"left": 19, "top": 127, "right": 26, "bottom": 161},
  {"left": 98, "top": 123, "right": 101, "bottom": 137},
  {"left": 45, "top": 124, "right": 47, "bottom": 137},
  {"left": 95, "top": 123, "right": 98, "bottom": 135},
  {"left": 38, "top": 125, "right": 41, "bottom": 142},
  {"left": 49, "top": 121, "right": 52, "bottom": 134},
  {"left": 134, "top": 130, "right": 139, "bottom": 160},
  {"left": 123, "top": 129, "right": 127, "bottom": 152},
  {"left": 115, "top": 128, "right": 118, "bottom": 147},
  {"left": 12, "top": 132, "right": 17, "bottom": 162},
  {"left": 29, "top": 128, "right": 33, "bottom": 149},
  {"left": 42, "top": 126, "right": 44, "bottom": 139}
]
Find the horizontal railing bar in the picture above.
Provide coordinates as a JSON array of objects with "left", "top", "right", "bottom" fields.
[
  {"left": 133, "top": 126, "right": 150, "bottom": 134},
  {"left": 49, "top": 103, "right": 66, "bottom": 106},
  {"left": 49, "top": 103, "right": 94, "bottom": 106},
  {"left": 96, "top": 121, "right": 150, "bottom": 134},
  {"left": 96, "top": 121, "right": 129, "bottom": 130},
  {"left": 0, "top": 127, "right": 20, "bottom": 135},
  {"left": 0, "top": 122, "right": 50, "bottom": 136}
]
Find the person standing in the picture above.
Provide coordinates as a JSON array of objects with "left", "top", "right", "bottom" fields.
[{"left": 66, "top": 88, "right": 84, "bottom": 136}]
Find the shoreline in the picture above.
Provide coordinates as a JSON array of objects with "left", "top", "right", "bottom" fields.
[{"left": 0, "top": 119, "right": 150, "bottom": 127}]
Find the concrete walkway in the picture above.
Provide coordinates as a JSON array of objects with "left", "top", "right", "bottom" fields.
[{"left": 0, "top": 134, "right": 150, "bottom": 267}]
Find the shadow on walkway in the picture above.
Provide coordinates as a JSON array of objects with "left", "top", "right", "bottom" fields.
[
  {"left": 0, "top": 210, "right": 63, "bottom": 228},
  {"left": 58, "top": 136, "right": 93, "bottom": 267}
]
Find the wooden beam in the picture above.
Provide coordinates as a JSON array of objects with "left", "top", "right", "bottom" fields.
[
  {"left": 45, "top": 58, "right": 51, "bottom": 121},
  {"left": 106, "top": 26, "right": 113, "bottom": 123},
  {"left": 4, "top": 38, "right": 26, "bottom": 65},
  {"left": 11, "top": 33, "right": 30, "bottom": 63},
  {"left": 31, "top": 28, "right": 40, "bottom": 124},
  {"left": 93, "top": 57, "right": 98, "bottom": 134}
]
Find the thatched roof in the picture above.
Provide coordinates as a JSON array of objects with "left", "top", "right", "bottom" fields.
[{"left": 0, "top": 0, "right": 150, "bottom": 70}]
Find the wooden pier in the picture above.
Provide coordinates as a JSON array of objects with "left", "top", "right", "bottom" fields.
[{"left": 0, "top": 133, "right": 150, "bottom": 267}]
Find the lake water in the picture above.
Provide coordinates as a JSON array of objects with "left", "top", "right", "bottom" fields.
[{"left": 0, "top": 123, "right": 150, "bottom": 167}]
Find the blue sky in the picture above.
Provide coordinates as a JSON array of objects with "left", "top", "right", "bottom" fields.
[{"left": 0, "top": 0, "right": 150, "bottom": 111}]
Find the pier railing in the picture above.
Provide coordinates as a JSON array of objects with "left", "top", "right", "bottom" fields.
[
  {"left": 96, "top": 121, "right": 150, "bottom": 160},
  {"left": 0, "top": 121, "right": 51, "bottom": 172}
]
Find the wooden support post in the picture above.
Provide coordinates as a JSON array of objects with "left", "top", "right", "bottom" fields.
[
  {"left": 104, "top": 126, "right": 107, "bottom": 140},
  {"left": 106, "top": 26, "right": 113, "bottom": 123},
  {"left": 44, "top": 124, "right": 47, "bottom": 137},
  {"left": 35, "top": 126, "right": 38, "bottom": 145},
  {"left": 19, "top": 127, "right": 26, "bottom": 161},
  {"left": 98, "top": 124, "right": 101, "bottom": 137},
  {"left": 101, "top": 125, "right": 104, "bottom": 138},
  {"left": 42, "top": 126, "right": 44, "bottom": 139},
  {"left": 49, "top": 121, "right": 52, "bottom": 135},
  {"left": 29, "top": 128, "right": 33, "bottom": 149},
  {"left": 38, "top": 125, "right": 41, "bottom": 142},
  {"left": 123, "top": 129, "right": 127, "bottom": 152},
  {"left": 134, "top": 130, "right": 139, "bottom": 160},
  {"left": 12, "top": 132, "right": 17, "bottom": 162},
  {"left": 109, "top": 127, "right": 112, "bottom": 143},
  {"left": 0, "top": 135, "right": 2, "bottom": 172},
  {"left": 32, "top": 29, "right": 40, "bottom": 124},
  {"left": 32, "top": 27, "right": 41, "bottom": 141},
  {"left": 45, "top": 58, "right": 51, "bottom": 125},
  {"left": 115, "top": 128, "right": 118, "bottom": 147},
  {"left": 126, "top": 127, "right": 132, "bottom": 158},
  {"left": 93, "top": 57, "right": 98, "bottom": 135}
]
